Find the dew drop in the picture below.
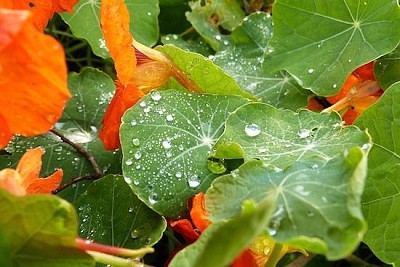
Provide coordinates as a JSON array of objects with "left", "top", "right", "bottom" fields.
[
  {"left": 245, "top": 123, "right": 261, "bottom": 137},
  {"left": 132, "top": 138, "right": 140, "bottom": 146},
  {"left": 125, "top": 158, "right": 133, "bottom": 166},
  {"left": 131, "top": 229, "right": 139, "bottom": 238},
  {"left": 166, "top": 114, "right": 174, "bottom": 121},
  {"left": 150, "top": 91, "right": 162, "bottom": 101},
  {"left": 307, "top": 210, "right": 315, "bottom": 217},
  {"left": 308, "top": 69, "right": 314, "bottom": 74},
  {"left": 148, "top": 192, "right": 158, "bottom": 204},
  {"left": 188, "top": 174, "right": 201, "bottom": 188},
  {"left": 128, "top": 207, "right": 134, "bottom": 213},
  {"left": 162, "top": 140, "right": 172, "bottom": 149},
  {"left": 139, "top": 101, "right": 146, "bottom": 108},
  {"left": 166, "top": 151, "right": 172, "bottom": 158},
  {"left": 311, "top": 164, "right": 319, "bottom": 169},
  {"left": 133, "top": 179, "right": 140, "bottom": 185},
  {"left": 362, "top": 143, "right": 371, "bottom": 150},
  {"left": 134, "top": 151, "right": 142, "bottom": 160},
  {"left": 215, "top": 35, "right": 222, "bottom": 41},
  {"left": 333, "top": 83, "right": 337, "bottom": 88},
  {"left": 131, "top": 120, "right": 137, "bottom": 126},
  {"left": 175, "top": 172, "right": 182, "bottom": 178},
  {"left": 297, "top": 129, "right": 311, "bottom": 139}
]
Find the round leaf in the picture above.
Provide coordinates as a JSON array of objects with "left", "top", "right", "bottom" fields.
[{"left": 375, "top": 45, "right": 400, "bottom": 90}]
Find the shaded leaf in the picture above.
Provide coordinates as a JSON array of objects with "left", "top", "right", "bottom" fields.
[
  {"left": 76, "top": 175, "right": 166, "bottom": 248},
  {"left": 206, "top": 147, "right": 368, "bottom": 259},
  {"left": 161, "top": 34, "right": 214, "bottom": 56},
  {"left": 355, "top": 82, "right": 400, "bottom": 266},
  {"left": 120, "top": 90, "right": 248, "bottom": 218},
  {"left": 267, "top": 0, "right": 400, "bottom": 95},
  {"left": 61, "top": 0, "right": 159, "bottom": 58},
  {"left": 169, "top": 199, "right": 275, "bottom": 267},
  {"left": 213, "top": 12, "right": 312, "bottom": 111},
  {"left": 0, "top": 190, "right": 94, "bottom": 267},
  {"left": 157, "top": 44, "right": 256, "bottom": 100},
  {"left": 213, "top": 103, "right": 370, "bottom": 169},
  {"left": 375, "top": 45, "right": 400, "bottom": 90}
]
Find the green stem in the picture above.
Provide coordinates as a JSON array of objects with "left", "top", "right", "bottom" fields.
[
  {"left": 265, "top": 243, "right": 284, "bottom": 267},
  {"left": 86, "top": 251, "right": 150, "bottom": 267},
  {"left": 66, "top": 42, "right": 88, "bottom": 54}
]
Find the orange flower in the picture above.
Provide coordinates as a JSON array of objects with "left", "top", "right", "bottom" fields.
[
  {"left": 0, "top": 9, "right": 71, "bottom": 149},
  {"left": 0, "top": 0, "right": 78, "bottom": 30},
  {"left": 0, "top": 147, "right": 63, "bottom": 196},
  {"left": 99, "top": 0, "right": 201, "bottom": 150}
]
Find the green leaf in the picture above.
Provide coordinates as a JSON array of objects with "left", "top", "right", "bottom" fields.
[
  {"left": 375, "top": 45, "right": 400, "bottom": 90},
  {"left": 355, "top": 82, "right": 400, "bottom": 266},
  {"left": 206, "top": 147, "right": 368, "bottom": 260},
  {"left": 0, "top": 68, "right": 121, "bottom": 203},
  {"left": 76, "top": 175, "right": 166, "bottom": 248},
  {"left": 186, "top": 0, "right": 245, "bottom": 51},
  {"left": 169, "top": 198, "right": 275, "bottom": 267},
  {"left": 161, "top": 34, "right": 214, "bottom": 56},
  {"left": 61, "top": 0, "right": 159, "bottom": 58},
  {"left": 213, "top": 103, "right": 371, "bottom": 169},
  {"left": 120, "top": 90, "right": 249, "bottom": 218},
  {"left": 156, "top": 44, "right": 256, "bottom": 100},
  {"left": 0, "top": 190, "right": 94, "bottom": 267},
  {"left": 213, "top": 12, "right": 312, "bottom": 111},
  {"left": 267, "top": 0, "right": 400, "bottom": 96},
  {"left": 0, "top": 225, "right": 10, "bottom": 267}
]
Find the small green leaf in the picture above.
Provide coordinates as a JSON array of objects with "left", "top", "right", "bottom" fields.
[
  {"left": 169, "top": 198, "right": 275, "bottom": 267},
  {"left": 76, "top": 175, "right": 166, "bottom": 248},
  {"left": 206, "top": 147, "right": 368, "bottom": 260},
  {"left": 213, "top": 12, "right": 312, "bottom": 110},
  {"left": 120, "top": 90, "right": 248, "bottom": 218},
  {"left": 355, "top": 82, "right": 400, "bottom": 266},
  {"left": 61, "top": 0, "right": 159, "bottom": 58},
  {"left": 213, "top": 103, "right": 370, "bottom": 169},
  {"left": 267, "top": 0, "right": 400, "bottom": 95},
  {"left": 157, "top": 44, "right": 256, "bottom": 100},
  {"left": 375, "top": 45, "right": 400, "bottom": 90},
  {"left": 0, "top": 190, "right": 94, "bottom": 267}
]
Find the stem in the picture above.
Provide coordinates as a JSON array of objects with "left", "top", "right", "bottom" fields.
[
  {"left": 86, "top": 251, "right": 152, "bottom": 267},
  {"left": 345, "top": 254, "right": 369, "bottom": 266},
  {"left": 52, "top": 173, "right": 102, "bottom": 194},
  {"left": 285, "top": 254, "right": 315, "bottom": 267},
  {"left": 265, "top": 243, "right": 283, "bottom": 267}
]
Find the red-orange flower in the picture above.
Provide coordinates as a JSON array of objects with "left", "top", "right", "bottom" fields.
[
  {"left": 0, "top": 9, "right": 71, "bottom": 149},
  {"left": 0, "top": 147, "right": 63, "bottom": 196}
]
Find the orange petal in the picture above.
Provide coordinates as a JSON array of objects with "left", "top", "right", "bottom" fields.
[
  {"left": 17, "top": 147, "right": 63, "bottom": 194},
  {"left": 99, "top": 81, "right": 144, "bottom": 150},
  {"left": 169, "top": 219, "right": 200, "bottom": 244},
  {"left": 0, "top": 9, "right": 71, "bottom": 139},
  {"left": 190, "top": 192, "right": 211, "bottom": 232},
  {"left": 326, "top": 74, "right": 360, "bottom": 104},
  {"left": 0, "top": 114, "right": 13, "bottom": 149},
  {"left": 100, "top": 0, "right": 136, "bottom": 84},
  {"left": 353, "top": 61, "right": 375, "bottom": 81},
  {"left": 232, "top": 249, "right": 260, "bottom": 267},
  {"left": 305, "top": 97, "right": 324, "bottom": 112},
  {"left": 0, "top": 169, "right": 26, "bottom": 196}
]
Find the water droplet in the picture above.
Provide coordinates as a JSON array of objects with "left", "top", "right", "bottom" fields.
[
  {"left": 294, "top": 185, "right": 310, "bottom": 196},
  {"left": 215, "top": 35, "right": 222, "bottom": 41},
  {"left": 274, "top": 166, "right": 283, "bottom": 173},
  {"left": 144, "top": 107, "right": 151, "bottom": 113},
  {"left": 128, "top": 207, "right": 134, "bottom": 213},
  {"left": 134, "top": 151, "right": 142, "bottom": 160},
  {"left": 297, "top": 129, "right": 311, "bottom": 139},
  {"left": 362, "top": 143, "right": 371, "bottom": 150},
  {"left": 148, "top": 192, "right": 158, "bottom": 204},
  {"left": 125, "top": 158, "right": 133, "bottom": 166},
  {"left": 311, "top": 164, "right": 319, "bottom": 169},
  {"left": 188, "top": 174, "right": 201, "bottom": 187},
  {"left": 131, "top": 229, "right": 139, "bottom": 238},
  {"left": 307, "top": 210, "right": 315, "bottom": 217},
  {"left": 166, "top": 114, "right": 174, "bottom": 121},
  {"left": 175, "top": 172, "right": 182, "bottom": 178},
  {"left": 131, "top": 120, "right": 137, "bottom": 126},
  {"left": 132, "top": 138, "right": 140, "bottom": 146},
  {"left": 268, "top": 205, "right": 285, "bottom": 236},
  {"left": 166, "top": 151, "right": 172, "bottom": 158},
  {"left": 139, "top": 101, "right": 146, "bottom": 107},
  {"left": 133, "top": 179, "right": 140, "bottom": 185},
  {"left": 245, "top": 123, "right": 261, "bottom": 137},
  {"left": 333, "top": 83, "right": 337, "bottom": 88},
  {"left": 308, "top": 69, "right": 314, "bottom": 74},
  {"left": 150, "top": 91, "right": 162, "bottom": 101}
]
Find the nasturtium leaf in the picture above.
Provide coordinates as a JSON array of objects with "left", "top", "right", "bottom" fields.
[
  {"left": 186, "top": 0, "right": 245, "bottom": 51},
  {"left": 169, "top": 199, "right": 275, "bottom": 267},
  {"left": 120, "top": 90, "right": 249, "bottom": 218},
  {"left": 355, "top": 82, "right": 400, "bottom": 266},
  {"left": 159, "top": 0, "right": 191, "bottom": 34},
  {"left": 76, "top": 175, "right": 166, "bottom": 248},
  {"left": 0, "top": 68, "right": 121, "bottom": 203},
  {"left": 213, "top": 103, "right": 371, "bottom": 169},
  {"left": 161, "top": 34, "right": 214, "bottom": 56},
  {"left": 61, "top": 0, "right": 159, "bottom": 58},
  {"left": 0, "top": 190, "right": 94, "bottom": 267},
  {"left": 0, "top": 225, "right": 10, "bottom": 267},
  {"left": 206, "top": 147, "right": 368, "bottom": 260},
  {"left": 156, "top": 45, "right": 256, "bottom": 100},
  {"left": 267, "top": 0, "right": 400, "bottom": 96},
  {"left": 374, "top": 45, "right": 400, "bottom": 90},
  {"left": 213, "top": 12, "right": 312, "bottom": 111}
]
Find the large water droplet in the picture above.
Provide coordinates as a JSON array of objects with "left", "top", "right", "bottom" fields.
[
  {"left": 166, "top": 114, "right": 174, "bottom": 121},
  {"left": 151, "top": 91, "right": 162, "bottom": 101},
  {"left": 139, "top": 101, "right": 146, "bottom": 108},
  {"left": 131, "top": 120, "right": 137, "bottom": 126},
  {"left": 162, "top": 140, "right": 172, "bottom": 149},
  {"left": 297, "top": 129, "right": 311, "bottom": 139},
  {"left": 245, "top": 123, "right": 261, "bottom": 137},
  {"left": 134, "top": 151, "right": 142, "bottom": 160},
  {"left": 148, "top": 192, "right": 158, "bottom": 204},
  {"left": 188, "top": 174, "right": 201, "bottom": 187},
  {"left": 308, "top": 68, "right": 314, "bottom": 74},
  {"left": 125, "top": 158, "right": 133, "bottom": 166},
  {"left": 132, "top": 138, "right": 140, "bottom": 146},
  {"left": 131, "top": 229, "right": 139, "bottom": 239},
  {"left": 175, "top": 172, "right": 182, "bottom": 178}
]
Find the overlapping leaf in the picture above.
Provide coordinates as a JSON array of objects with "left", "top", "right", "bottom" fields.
[
  {"left": 267, "top": 0, "right": 400, "bottom": 95},
  {"left": 207, "top": 148, "right": 368, "bottom": 259},
  {"left": 212, "top": 103, "right": 370, "bottom": 169},
  {"left": 0, "top": 190, "right": 94, "bottom": 267},
  {"left": 0, "top": 68, "right": 121, "bottom": 203},
  {"left": 76, "top": 175, "right": 166, "bottom": 249},
  {"left": 120, "top": 90, "right": 248, "bottom": 218},
  {"left": 375, "top": 45, "right": 400, "bottom": 90},
  {"left": 355, "top": 82, "right": 400, "bottom": 266},
  {"left": 61, "top": 0, "right": 159, "bottom": 58},
  {"left": 213, "top": 12, "right": 312, "bottom": 111}
]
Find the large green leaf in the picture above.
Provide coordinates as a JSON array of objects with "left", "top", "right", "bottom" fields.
[
  {"left": 157, "top": 45, "right": 256, "bottom": 100},
  {"left": 76, "top": 175, "right": 166, "bottom": 248},
  {"left": 212, "top": 103, "right": 371, "bottom": 169},
  {"left": 120, "top": 90, "right": 248, "bottom": 218},
  {"left": 213, "top": 12, "right": 312, "bottom": 111},
  {"left": 267, "top": 0, "right": 400, "bottom": 96},
  {"left": 206, "top": 147, "right": 368, "bottom": 260},
  {"left": 169, "top": 199, "right": 275, "bottom": 267},
  {"left": 61, "top": 0, "right": 159, "bottom": 58},
  {"left": 375, "top": 45, "right": 400, "bottom": 90},
  {"left": 355, "top": 82, "right": 400, "bottom": 266},
  {"left": 0, "top": 190, "right": 94, "bottom": 267},
  {"left": 0, "top": 68, "right": 121, "bottom": 203}
]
